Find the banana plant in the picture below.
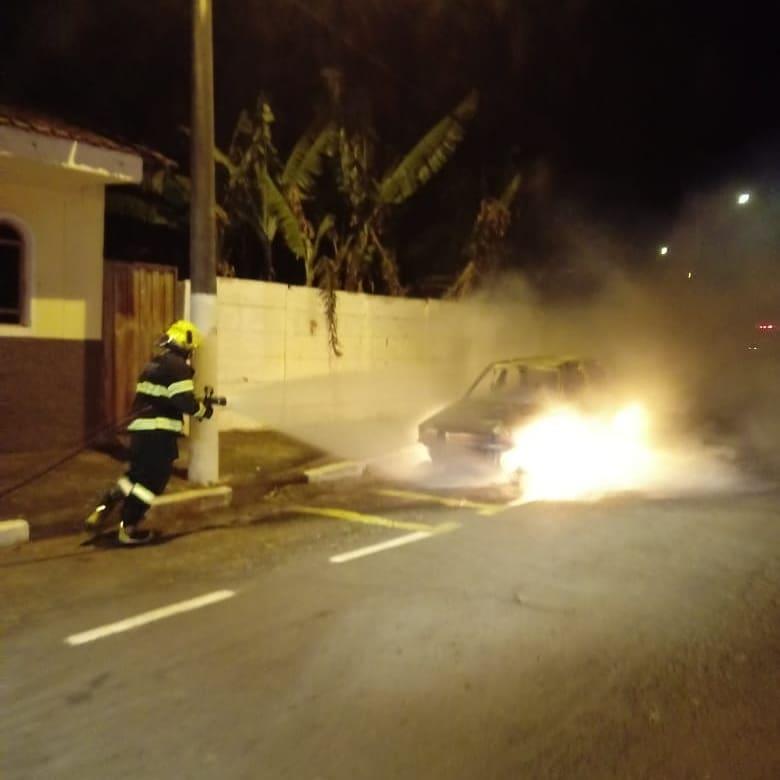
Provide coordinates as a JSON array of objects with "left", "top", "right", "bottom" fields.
[
  {"left": 378, "top": 89, "right": 479, "bottom": 206},
  {"left": 445, "top": 172, "right": 523, "bottom": 299},
  {"left": 108, "top": 97, "right": 336, "bottom": 281},
  {"left": 331, "top": 90, "right": 479, "bottom": 293},
  {"left": 105, "top": 166, "right": 192, "bottom": 230},
  {"left": 215, "top": 99, "right": 296, "bottom": 278},
  {"left": 298, "top": 89, "right": 478, "bottom": 355}
]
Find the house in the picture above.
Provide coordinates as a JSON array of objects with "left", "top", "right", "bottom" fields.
[{"left": 0, "top": 106, "right": 149, "bottom": 452}]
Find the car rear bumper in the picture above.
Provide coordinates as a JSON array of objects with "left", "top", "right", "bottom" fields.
[{"left": 419, "top": 429, "right": 511, "bottom": 462}]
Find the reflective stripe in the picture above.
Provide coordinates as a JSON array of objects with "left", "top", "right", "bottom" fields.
[
  {"left": 116, "top": 477, "right": 157, "bottom": 506},
  {"left": 193, "top": 402, "right": 207, "bottom": 420},
  {"left": 127, "top": 417, "right": 184, "bottom": 433},
  {"left": 135, "top": 379, "right": 194, "bottom": 399},
  {"left": 136, "top": 381, "right": 169, "bottom": 398},
  {"left": 168, "top": 379, "right": 195, "bottom": 397},
  {"left": 130, "top": 482, "right": 156, "bottom": 505}
]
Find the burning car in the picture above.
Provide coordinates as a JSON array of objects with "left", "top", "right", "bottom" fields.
[{"left": 418, "top": 355, "right": 609, "bottom": 469}]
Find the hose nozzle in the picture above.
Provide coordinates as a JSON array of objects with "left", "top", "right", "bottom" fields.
[{"left": 203, "top": 385, "right": 228, "bottom": 407}]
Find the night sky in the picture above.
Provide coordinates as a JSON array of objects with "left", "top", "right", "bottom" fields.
[{"left": 2, "top": 0, "right": 778, "bottom": 286}]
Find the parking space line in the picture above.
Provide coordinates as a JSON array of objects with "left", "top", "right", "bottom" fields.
[
  {"left": 65, "top": 590, "right": 236, "bottom": 646},
  {"left": 288, "top": 505, "right": 433, "bottom": 532},
  {"left": 374, "top": 488, "right": 507, "bottom": 516},
  {"left": 330, "top": 522, "right": 460, "bottom": 564}
]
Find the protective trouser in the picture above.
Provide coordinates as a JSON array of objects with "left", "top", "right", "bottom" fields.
[{"left": 115, "top": 432, "right": 177, "bottom": 527}]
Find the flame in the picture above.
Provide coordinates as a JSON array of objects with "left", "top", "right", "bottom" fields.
[{"left": 499, "top": 403, "right": 653, "bottom": 501}]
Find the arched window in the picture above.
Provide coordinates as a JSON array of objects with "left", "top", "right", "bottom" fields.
[{"left": 0, "top": 222, "right": 26, "bottom": 325}]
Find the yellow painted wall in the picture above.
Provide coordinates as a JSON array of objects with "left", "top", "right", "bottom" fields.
[{"left": 0, "top": 171, "right": 105, "bottom": 340}]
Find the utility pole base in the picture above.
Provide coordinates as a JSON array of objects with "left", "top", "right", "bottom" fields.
[{"left": 189, "top": 292, "right": 219, "bottom": 485}]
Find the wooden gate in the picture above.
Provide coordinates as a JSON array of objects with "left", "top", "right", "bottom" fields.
[{"left": 102, "top": 261, "right": 178, "bottom": 426}]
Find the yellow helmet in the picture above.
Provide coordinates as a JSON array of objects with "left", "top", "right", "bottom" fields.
[{"left": 164, "top": 320, "right": 203, "bottom": 352}]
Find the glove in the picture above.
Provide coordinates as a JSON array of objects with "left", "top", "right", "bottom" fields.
[{"left": 195, "top": 401, "right": 214, "bottom": 420}]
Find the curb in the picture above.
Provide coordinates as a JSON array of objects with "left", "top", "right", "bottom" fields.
[
  {"left": 7, "top": 455, "right": 369, "bottom": 543},
  {"left": 7, "top": 486, "right": 234, "bottom": 542},
  {"left": 304, "top": 460, "right": 366, "bottom": 483},
  {"left": 0, "top": 518, "right": 30, "bottom": 547},
  {"left": 148, "top": 485, "right": 233, "bottom": 518}
]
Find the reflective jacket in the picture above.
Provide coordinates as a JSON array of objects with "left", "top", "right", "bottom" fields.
[{"left": 127, "top": 349, "right": 206, "bottom": 435}]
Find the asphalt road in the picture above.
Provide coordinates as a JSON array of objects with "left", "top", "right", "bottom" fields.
[{"left": 1, "top": 481, "right": 779, "bottom": 779}]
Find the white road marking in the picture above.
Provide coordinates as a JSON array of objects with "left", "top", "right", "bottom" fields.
[
  {"left": 330, "top": 531, "right": 432, "bottom": 563},
  {"left": 65, "top": 590, "right": 236, "bottom": 646},
  {"left": 329, "top": 521, "right": 460, "bottom": 564}
]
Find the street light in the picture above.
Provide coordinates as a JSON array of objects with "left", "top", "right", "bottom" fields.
[
  {"left": 737, "top": 192, "right": 751, "bottom": 206},
  {"left": 659, "top": 245, "right": 669, "bottom": 256}
]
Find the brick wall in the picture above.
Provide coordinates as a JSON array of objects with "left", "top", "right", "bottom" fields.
[{"left": 0, "top": 337, "right": 103, "bottom": 452}]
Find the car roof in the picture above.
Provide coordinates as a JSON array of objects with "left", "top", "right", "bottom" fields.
[{"left": 488, "top": 355, "right": 595, "bottom": 371}]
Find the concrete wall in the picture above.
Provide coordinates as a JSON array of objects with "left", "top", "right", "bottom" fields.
[{"left": 210, "top": 278, "right": 501, "bottom": 440}]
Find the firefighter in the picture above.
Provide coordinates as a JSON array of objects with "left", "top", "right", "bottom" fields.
[{"left": 85, "top": 320, "right": 216, "bottom": 545}]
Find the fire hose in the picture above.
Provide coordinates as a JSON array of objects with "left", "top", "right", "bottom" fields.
[{"left": 0, "top": 390, "right": 228, "bottom": 500}]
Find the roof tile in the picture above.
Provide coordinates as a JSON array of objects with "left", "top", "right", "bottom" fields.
[{"left": 0, "top": 105, "right": 176, "bottom": 169}]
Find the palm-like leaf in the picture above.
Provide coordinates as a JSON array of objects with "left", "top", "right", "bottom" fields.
[
  {"left": 255, "top": 165, "right": 306, "bottom": 259},
  {"left": 378, "top": 90, "right": 478, "bottom": 205},
  {"left": 233, "top": 109, "right": 253, "bottom": 140},
  {"left": 148, "top": 168, "right": 168, "bottom": 195},
  {"left": 144, "top": 169, "right": 189, "bottom": 205},
  {"left": 281, "top": 122, "right": 338, "bottom": 197},
  {"left": 312, "top": 214, "right": 336, "bottom": 259},
  {"left": 214, "top": 146, "right": 237, "bottom": 177},
  {"left": 444, "top": 259, "right": 479, "bottom": 300},
  {"left": 106, "top": 190, "right": 181, "bottom": 228},
  {"left": 499, "top": 173, "right": 522, "bottom": 208},
  {"left": 215, "top": 204, "right": 230, "bottom": 225}
]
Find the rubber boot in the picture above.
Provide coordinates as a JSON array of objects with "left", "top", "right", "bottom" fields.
[
  {"left": 117, "top": 521, "right": 153, "bottom": 546},
  {"left": 84, "top": 487, "right": 123, "bottom": 531}
]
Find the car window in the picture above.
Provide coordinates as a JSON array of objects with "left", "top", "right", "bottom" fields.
[
  {"left": 520, "top": 368, "right": 559, "bottom": 394},
  {"left": 492, "top": 368, "right": 508, "bottom": 392},
  {"left": 468, "top": 366, "right": 507, "bottom": 399},
  {"left": 468, "top": 364, "right": 559, "bottom": 400}
]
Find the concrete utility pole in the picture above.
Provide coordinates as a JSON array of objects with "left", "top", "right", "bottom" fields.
[{"left": 188, "top": 0, "right": 219, "bottom": 484}]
